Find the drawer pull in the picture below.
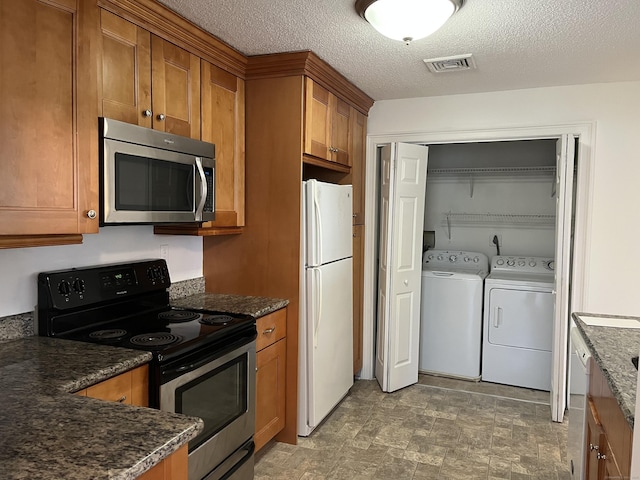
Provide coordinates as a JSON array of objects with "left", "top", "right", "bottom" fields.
[
  {"left": 263, "top": 327, "right": 276, "bottom": 335},
  {"left": 589, "top": 443, "right": 599, "bottom": 451},
  {"left": 117, "top": 395, "right": 127, "bottom": 403},
  {"left": 597, "top": 452, "right": 607, "bottom": 461}
]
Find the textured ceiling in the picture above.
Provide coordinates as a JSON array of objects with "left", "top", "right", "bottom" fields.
[{"left": 158, "top": 0, "right": 640, "bottom": 101}]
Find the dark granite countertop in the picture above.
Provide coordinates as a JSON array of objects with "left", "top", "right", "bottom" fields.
[
  {"left": 573, "top": 312, "right": 640, "bottom": 429},
  {"left": 172, "top": 292, "right": 289, "bottom": 318},
  {"left": 0, "top": 337, "right": 203, "bottom": 480}
]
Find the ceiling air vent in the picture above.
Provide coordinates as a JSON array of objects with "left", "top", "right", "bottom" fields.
[{"left": 424, "top": 54, "right": 476, "bottom": 73}]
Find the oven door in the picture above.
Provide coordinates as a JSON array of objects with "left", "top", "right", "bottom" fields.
[{"left": 160, "top": 338, "right": 256, "bottom": 480}]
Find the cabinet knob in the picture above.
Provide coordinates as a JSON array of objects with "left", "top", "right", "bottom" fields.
[
  {"left": 157, "top": 113, "right": 166, "bottom": 121},
  {"left": 142, "top": 109, "right": 152, "bottom": 117},
  {"left": 86, "top": 210, "right": 97, "bottom": 220}
]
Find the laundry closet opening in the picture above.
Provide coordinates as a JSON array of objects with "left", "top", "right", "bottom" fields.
[{"left": 373, "top": 136, "right": 580, "bottom": 422}]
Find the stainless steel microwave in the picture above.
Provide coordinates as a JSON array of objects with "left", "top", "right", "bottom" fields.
[{"left": 99, "top": 118, "right": 215, "bottom": 225}]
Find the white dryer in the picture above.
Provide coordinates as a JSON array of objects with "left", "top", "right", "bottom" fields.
[
  {"left": 482, "top": 256, "right": 555, "bottom": 390},
  {"left": 419, "top": 250, "right": 488, "bottom": 380}
]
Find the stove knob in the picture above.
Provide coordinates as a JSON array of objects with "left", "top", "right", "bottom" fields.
[
  {"left": 507, "top": 259, "right": 515, "bottom": 266},
  {"left": 449, "top": 255, "right": 457, "bottom": 262},
  {"left": 58, "top": 280, "right": 71, "bottom": 296},
  {"left": 548, "top": 260, "right": 555, "bottom": 270},
  {"left": 437, "top": 255, "right": 443, "bottom": 261},
  {"left": 463, "top": 256, "right": 470, "bottom": 262},
  {"left": 518, "top": 260, "right": 525, "bottom": 267},
  {"left": 427, "top": 254, "right": 434, "bottom": 260},
  {"left": 473, "top": 257, "right": 480, "bottom": 263},
  {"left": 529, "top": 260, "right": 537, "bottom": 267},
  {"left": 72, "top": 278, "right": 85, "bottom": 294},
  {"left": 496, "top": 259, "right": 504, "bottom": 266}
]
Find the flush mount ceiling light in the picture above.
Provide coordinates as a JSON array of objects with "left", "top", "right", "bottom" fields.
[{"left": 355, "top": 0, "right": 464, "bottom": 44}]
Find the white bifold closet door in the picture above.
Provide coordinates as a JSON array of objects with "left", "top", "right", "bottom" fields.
[{"left": 375, "top": 143, "right": 429, "bottom": 393}]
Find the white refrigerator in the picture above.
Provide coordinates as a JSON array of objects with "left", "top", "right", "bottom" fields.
[{"left": 298, "top": 179, "right": 354, "bottom": 436}]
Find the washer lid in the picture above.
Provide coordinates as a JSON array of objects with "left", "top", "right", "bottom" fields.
[{"left": 423, "top": 268, "right": 488, "bottom": 279}]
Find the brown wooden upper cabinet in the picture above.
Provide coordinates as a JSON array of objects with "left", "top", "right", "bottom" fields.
[
  {"left": 100, "top": 10, "right": 201, "bottom": 140},
  {"left": 304, "top": 78, "right": 351, "bottom": 167},
  {"left": 0, "top": 0, "right": 99, "bottom": 243}
]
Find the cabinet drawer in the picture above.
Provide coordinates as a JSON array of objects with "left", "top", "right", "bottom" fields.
[
  {"left": 256, "top": 309, "right": 286, "bottom": 351},
  {"left": 77, "top": 365, "right": 148, "bottom": 407}
]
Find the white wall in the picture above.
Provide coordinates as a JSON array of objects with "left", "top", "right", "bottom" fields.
[
  {"left": 368, "top": 81, "right": 640, "bottom": 316},
  {"left": 425, "top": 176, "right": 556, "bottom": 259},
  {"left": 0, "top": 227, "right": 202, "bottom": 317}
]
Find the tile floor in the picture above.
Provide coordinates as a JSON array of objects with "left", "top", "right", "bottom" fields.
[{"left": 255, "top": 375, "right": 570, "bottom": 479}]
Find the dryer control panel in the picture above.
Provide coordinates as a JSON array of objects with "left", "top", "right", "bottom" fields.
[
  {"left": 423, "top": 250, "right": 489, "bottom": 272},
  {"left": 490, "top": 256, "right": 554, "bottom": 273}
]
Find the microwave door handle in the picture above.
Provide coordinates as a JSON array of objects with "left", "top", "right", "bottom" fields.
[{"left": 194, "top": 157, "right": 207, "bottom": 221}]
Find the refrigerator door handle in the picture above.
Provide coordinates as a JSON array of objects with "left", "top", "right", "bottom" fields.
[
  {"left": 313, "top": 190, "right": 323, "bottom": 264},
  {"left": 313, "top": 268, "right": 322, "bottom": 348}
]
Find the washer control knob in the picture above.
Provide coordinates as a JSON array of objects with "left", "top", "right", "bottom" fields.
[
  {"left": 463, "top": 256, "right": 470, "bottom": 262},
  {"left": 529, "top": 260, "right": 537, "bottom": 267},
  {"left": 473, "top": 257, "right": 479, "bottom": 263},
  {"left": 496, "top": 259, "right": 504, "bottom": 266},
  {"left": 507, "top": 259, "right": 515, "bottom": 266},
  {"left": 548, "top": 260, "right": 555, "bottom": 270},
  {"left": 518, "top": 260, "right": 525, "bottom": 267},
  {"left": 427, "top": 254, "right": 434, "bottom": 260},
  {"left": 437, "top": 255, "right": 443, "bottom": 261},
  {"left": 449, "top": 255, "right": 457, "bottom": 262}
]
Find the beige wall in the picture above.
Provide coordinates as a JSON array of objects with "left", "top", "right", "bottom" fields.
[{"left": 368, "top": 81, "right": 640, "bottom": 316}]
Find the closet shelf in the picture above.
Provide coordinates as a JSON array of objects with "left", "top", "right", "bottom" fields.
[
  {"left": 428, "top": 166, "right": 556, "bottom": 176},
  {"left": 428, "top": 166, "right": 557, "bottom": 198},
  {"left": 442, "top": 213, "right": 556, "bottom": 240}
]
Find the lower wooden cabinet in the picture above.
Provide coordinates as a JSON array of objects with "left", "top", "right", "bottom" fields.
[
  {"left": 255, "top": 308, "right": 287, "bottom": 451},
  {"left": 136, "top": 445, "right": 188, "bottom": 480},
  {"left": 585, "top": 358, "right": 632, "bottom": 479},
  {"left": 75, "top": 364, "right": 149, "bottom": 407}
]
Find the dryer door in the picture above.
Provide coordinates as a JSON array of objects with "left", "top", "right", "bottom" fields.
[{"left": 487, "top": 288, "right": 554, "bottom": 351}]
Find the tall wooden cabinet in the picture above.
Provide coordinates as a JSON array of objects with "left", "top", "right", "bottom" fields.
[
  {"left": 202, "top": 51, "right": 373, "bottom": 442},
  {"left": 0, "top": 0, "right": 99, "bottom": 247}
]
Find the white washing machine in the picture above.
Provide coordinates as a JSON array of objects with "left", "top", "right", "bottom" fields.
[
  {"left": 482, "top": 255, "right": 555, "bottom": 390},
  {"left": 419, "top": 250, "right": 488, "bottom": 380}
]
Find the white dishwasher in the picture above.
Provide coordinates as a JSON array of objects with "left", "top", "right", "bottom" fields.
[{"left": 568, "top": 326, "right": 591, "bottom": 480}]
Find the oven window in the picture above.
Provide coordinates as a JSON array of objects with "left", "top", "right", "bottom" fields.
[
  {"left": 115, "top": 153, "right": 193, "bottom": 211},
  {"left": 175, "top": 354, "right": 248, "bottom": 451}
]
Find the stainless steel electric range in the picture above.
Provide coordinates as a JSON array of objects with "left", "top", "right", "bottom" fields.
[{"left": 37, "top": 259, "right": 256, "bottom": 480}]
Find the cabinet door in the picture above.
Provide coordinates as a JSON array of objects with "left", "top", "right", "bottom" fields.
[
  {"left": 201, "top": 61, "right": 245, "bottom": 228},
  {"left": 0, "top": 0, "right": 99, "bottom": 236},
  {"left": 350, "top": 109, "right": 367, "bottom": 225},
  {"left": 255, "top": 338, "right": 286, "bottom": 451},
  {"left": 332, "top": 97, "right": 351, "bottom": 166},
  {"left": 304, "top": 78, "right": 332, "bottom": 161},
  {"left": 137, "top": 445, "right": 188, "bottom": 480},
  {"left": 99, "top": 9, "right": 152, "bottom": 128},
  {"left": 585, "top": 399, "right": 602, "bottom": 480},
  {"left": 352, "top": 224, "right": 364, "bottom": 374},
  {"left": 151, "top": 35, "right": 201, "bottom": 139}
]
